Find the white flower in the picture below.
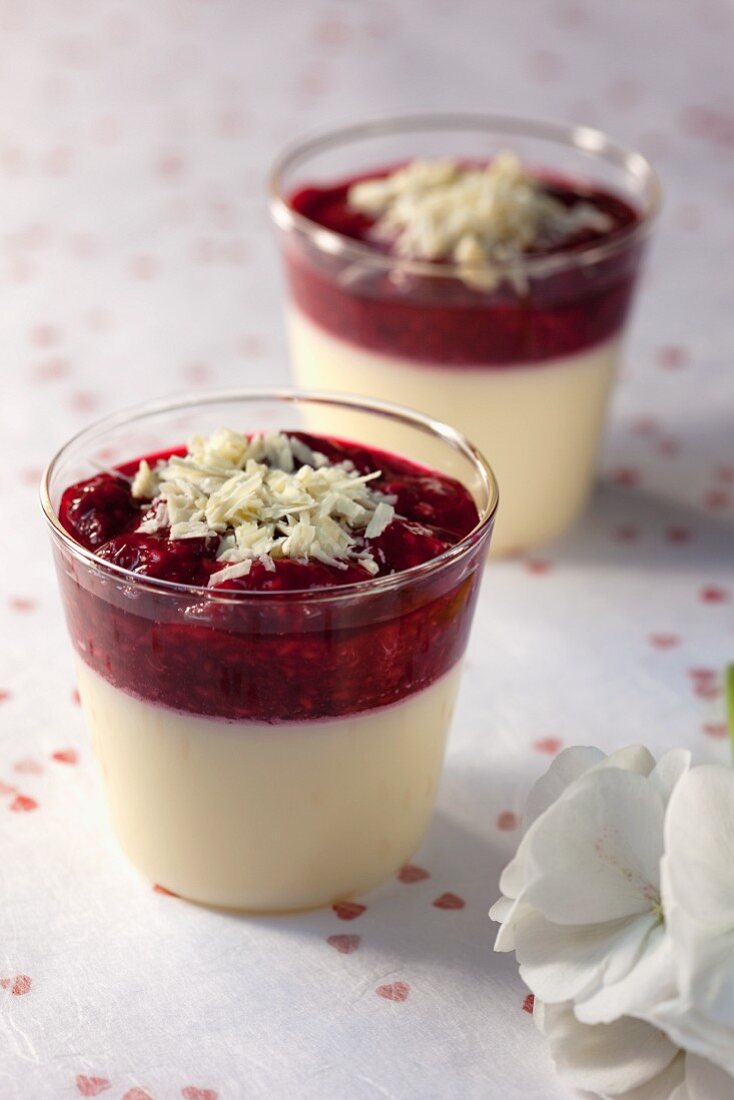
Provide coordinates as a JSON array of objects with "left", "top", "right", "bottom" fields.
[
  {"left": 535, "top": 999, "right": 733, "bottom": 1100},
  {"left": 493, "top": 748, "right": 734, "bottom": 1096},
  {"left": 491, "top": 746, "right": 690, "bottom": 1018},
  {"left": 639, "top": 766, "right": 734, "bottom": 1078}
]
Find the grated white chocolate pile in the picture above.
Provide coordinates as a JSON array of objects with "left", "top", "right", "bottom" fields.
[
  {"left": 348, "top": 152, "right": 612, "bottom": 290},
  {"left": 131, "top": 429, "right": 395, "bottom": 585}
]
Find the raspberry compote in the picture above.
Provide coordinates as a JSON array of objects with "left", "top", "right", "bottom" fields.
[
  {"left": 58, "top": 430, "right": 480, "bottom": 723},
  {"left": 43, "top": 392, "right": 497, "bottom": 911}
]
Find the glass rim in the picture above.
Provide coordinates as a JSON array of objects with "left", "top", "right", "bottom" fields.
[
  {"left": 40, "top": 387, "right": 499, "bottom": 605},
  {"left": 269, "top": 111, "right": 662, "bottom": 280}
]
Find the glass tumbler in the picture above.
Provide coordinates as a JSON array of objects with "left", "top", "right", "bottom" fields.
[
  {"left": 270, "top": 114, "right": 660, "bottom": 554},
  {"left": 42, "top": 390, "right": 498, "bottom": 912}
]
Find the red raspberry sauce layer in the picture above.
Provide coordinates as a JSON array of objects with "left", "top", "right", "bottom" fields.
[
  {"left": 57, "top": 434, "right": 487, "bottom": 722},
  {"left": 284, "top": 168, "right": 643, "bottom": 367}
]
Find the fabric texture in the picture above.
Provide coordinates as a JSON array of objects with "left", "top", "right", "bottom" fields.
[{"left": 0, "top": 1, "right": 732, "bottom": 1097}]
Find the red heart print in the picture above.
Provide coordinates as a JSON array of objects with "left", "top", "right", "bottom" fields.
[
  {"left": 496, "top": 811, "right": 520, "bottom": 831},
  {"left": 657, "top": 345, "right": 688, "bottom": 369},
  {"left": 631, "top": 416, "right": 658, "bottom": 435},
  {"left": 122, "top": 1090, "right": 155, "bottom": 1100},
  {"left": 666, "top": 527, "right": 692, "bottom": 543},
  {"left": 327, "top": 934, "right": 360, "bottom": 954},
  {"left": 533, "top": 737, "right": 562, "bottom": 756},
  {"left": 522, "top": 993, "right": 535, "bottom": 1014},
  {"left": 32, "top": 356, "right": 71, "bottom": 383},
  {"left": 30, "top": 322, "right": 60, "bottom": 348},
  {"left": 375, "top": 981, "right": 410, "bottom": 1002},
  {"left": 0, "top": 975, "right": 31, "bottom": 995},
  {"left": 51, "top": 748, "right": 79, "bottom": 765},
  {"left": 705, "top": 490, "right": 731, "bottom": 510},
  {"left": 689, "top": 668, "right": 717, "bottom": 681},
  {"left": 332, "top": 901, "right": 366, "bottom": 921},
  {"left": 694, "top": 684, "right": 721, "bottom": 700},
  {"left": 69, "top": 390, "right": 101, "bottom": 415},
  {"left": 13, "top": 757, "right": 43, "bottom": 775},
  {"left": 649, "top": 633, "right": 680, "bottom": 649},
  {"left": 703, "top": 723, "right": 727, "bottom": 739},
  {"left": 76, "top": 1076, "right": 111, "bottom": 1096},
  {"left": 181, "top": 1089, "right": 218, "bottom": 1100},
  {"left": 525, "top": 559, "right": 552, "bottom": 574},
  {"left": 9, "top": 794, "right": 38, "bottom": 813},
  {"left": 433, "top": 892, "right": 466, "bottom": 910},
  {"left": 397, "top": 864, "right": 430, "bottom": 884},
  {"left": 0, "top": 690, "right": 11, "bottom": 703},
  {"left": 657, "top": 438, "right": 680, "bottom": 458},
  {"left": 9, "top": 597, "right": 35, "bottom": 613},
  {"left": 610, "top": 467, "right": 640, "bottom": 487},
  {"left": 700, "top": 586, "right": 730, "bottom": 604},
  {"left": 0, "top": 781, "right": 17, "bottom": 797}
]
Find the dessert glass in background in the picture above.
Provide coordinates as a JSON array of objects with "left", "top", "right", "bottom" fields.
[
  {"left": 270, "top": 114, "right": 661, "bottom": 555},
  {"left": 42, "top": 391, "right": 498, "bottom": 912}
]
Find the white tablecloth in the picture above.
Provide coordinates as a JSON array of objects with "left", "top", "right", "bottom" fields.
[{"left": 1, "top": 2, "right": 732, "bottom": 1097}]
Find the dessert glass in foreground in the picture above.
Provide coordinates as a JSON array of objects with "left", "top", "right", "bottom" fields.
[
  {"left": 42, "top": 391, "right": 498, "bottom": 912},
  {"left": 270, "top": 114, "right": 660, "bottom": 554}
]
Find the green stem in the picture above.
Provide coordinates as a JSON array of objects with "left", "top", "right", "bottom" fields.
[{"left": 727, "top": 665, "right": 734, "bottom": 761}]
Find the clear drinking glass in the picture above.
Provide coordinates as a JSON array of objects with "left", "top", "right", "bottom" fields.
[
  {"left": 41, "top": 390, "right": 498, "bottom": 912},
  {"left": 270, "top": 114, "right": 661, "bottom": 554}
]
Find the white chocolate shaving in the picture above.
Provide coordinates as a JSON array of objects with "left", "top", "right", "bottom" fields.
[
  {"left": 130, "top": 429, "right": 395, "bottom": 585},
  {"left": 131, "top": 459, "right": 157, "bottom": 500},
  {"left": 348, "top": 152, "right": 613, "bottom": 290}
]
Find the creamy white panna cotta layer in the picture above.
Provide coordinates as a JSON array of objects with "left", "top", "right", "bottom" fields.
[
  {"left": 289, "top": 308, "right": 619, "bottom": 555},
  {"left": 77, "top": 660, "right": 461, "bottom": 912}
]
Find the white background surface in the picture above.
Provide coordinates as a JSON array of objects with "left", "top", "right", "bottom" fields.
[{"left": 0, "top": 2, "right": 733, "bottom": 1097}]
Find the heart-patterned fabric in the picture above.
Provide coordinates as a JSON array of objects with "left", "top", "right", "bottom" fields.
[{"left": 0, "top": 2, "right": 732, "bottom": 1098}]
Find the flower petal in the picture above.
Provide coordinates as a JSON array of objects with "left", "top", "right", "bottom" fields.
[
  {"left": 665, "top": 766, "right": 734, "bottom": 925},
  {"left": 497, "top": 850, "right": 526, "bottom": 899},
  {"left": 522, "top": 769, "right": 664, "bottom": 923},
  {"left": 671, "top": 923, "right": 734, "bottom": 1040},
  {"left": 524, "top": 745, "right": 655, "bottom": 833},
  {"left": 577, "top": 923, "right": 675, "bottom": 1025},
  {"left": 646, "top": 859, "right": 734, "bottom": 1073},
  {"left": 648, "top": 749, "right": 690, "bottom": 806},
  {"left": 617, "top": 1055, "right": 687, "bottom": 1100},
  {"left": 488, "top": 896, "right": 513, "bottom": 923},
  {"left": 685, "top": 1054, "right": 734, "bottom": 1100},
  {"left": 516, "top": 909, "right": 657, "bottom": 1005},
  {"left": 649, "top": 987, "right": 734, "bottom": 1078},
  {"left": 536, "top": 1000, "right": 679, "bottom": 1096},
  {"left": 524, "top": 746, "right": 606, "bottom": 829},
  {"left": 602, "top": 745, "right": 658, "bottom": 778},
  {"left": 491, "top": 897, "right": 535, "bottom": 952}
]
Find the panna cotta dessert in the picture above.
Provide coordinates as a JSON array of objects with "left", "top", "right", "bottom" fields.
[
  {"left": 271, "top": 115, "right": 660, "bottom": 553},
  {"left": 42, "top": 392, "right": 497, "bottom": 912}
]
